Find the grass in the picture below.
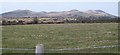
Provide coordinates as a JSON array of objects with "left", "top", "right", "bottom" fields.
[
  {"left": 0, "top": 26, "right": 2, "bottom": 54},
  {"left": 2, "top": 23, "right": 119, "bottom": 53}
]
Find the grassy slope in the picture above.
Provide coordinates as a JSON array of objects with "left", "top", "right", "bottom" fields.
[
  {"left": 0, "top": 26, "right": 2, "bottom": 54},
  {"left": 2, "top": 23, "right": 118, "bottom": 53}
]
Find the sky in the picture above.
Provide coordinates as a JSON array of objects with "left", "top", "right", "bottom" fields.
[
  {"left": 0, "top": 0, "right": 119, "bottom": 2},
  {"left": 0, "top": 1, "right": 119, "bottom": 16}
]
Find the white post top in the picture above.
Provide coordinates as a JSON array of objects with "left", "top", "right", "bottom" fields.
[{"left": 35, "top": 44, "right": 44, "bottom": 54}]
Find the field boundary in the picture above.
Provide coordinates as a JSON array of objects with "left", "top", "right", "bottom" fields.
[{"left": 1, "top": 45, "right": 119, "bottom": 51}]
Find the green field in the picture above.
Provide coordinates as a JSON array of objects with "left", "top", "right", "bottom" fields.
[{"left": 2, "top": 23, "right": 119, "bottom": 53}]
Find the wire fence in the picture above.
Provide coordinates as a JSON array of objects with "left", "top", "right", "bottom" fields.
[{"left": 0, "top": 45, "right": 119, "bottom": 51}]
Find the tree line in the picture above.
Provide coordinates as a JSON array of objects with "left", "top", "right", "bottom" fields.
[{"left": 1, "top": 17, "right": 119, "bottom": 25}]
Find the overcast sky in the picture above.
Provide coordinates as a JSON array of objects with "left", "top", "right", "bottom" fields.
[{"left": 0, "top": 0, "right": 119, "bottom": 16}]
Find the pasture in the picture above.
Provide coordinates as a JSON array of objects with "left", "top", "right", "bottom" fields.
[{"left": 2, "top": 23, "right": 119, "bottom": 53}]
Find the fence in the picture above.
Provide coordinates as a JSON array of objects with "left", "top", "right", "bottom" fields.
[{"left": 0, "top": 44, "right": 119, "bottom": 55}]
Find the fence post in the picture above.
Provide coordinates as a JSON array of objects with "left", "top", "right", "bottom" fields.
[{"left": 35, "top": 44, "right": 44, "bottom": 55}]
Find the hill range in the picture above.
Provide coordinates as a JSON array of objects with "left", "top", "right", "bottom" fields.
[{"left": 1, "top": 9, "right": 117, "bottom": 18}]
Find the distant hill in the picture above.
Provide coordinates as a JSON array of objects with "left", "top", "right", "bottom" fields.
[{"left": 1, "top": 9, "right": 117, "bottom": 19}]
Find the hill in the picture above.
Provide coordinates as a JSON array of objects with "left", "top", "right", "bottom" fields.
[{"left": 1, "top": 9, "right": 117, "bottom": 18}]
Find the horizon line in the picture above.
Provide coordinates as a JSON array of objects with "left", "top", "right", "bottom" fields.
[{"left": 1, "top": 9, "right": 118, "bottom": 16}]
